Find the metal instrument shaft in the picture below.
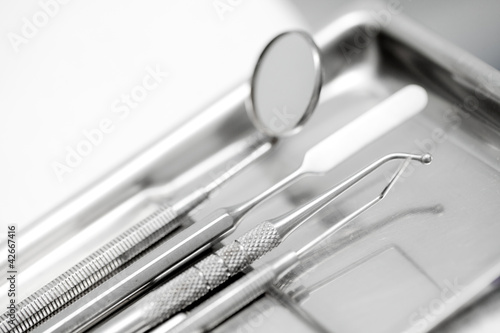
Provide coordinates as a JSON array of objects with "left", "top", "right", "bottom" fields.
[
  {"left": 162, "top": 155, "right": 430, "bottom": 333},
  {"left": 93, "top": 153, "right": 431, "bottom": 333}
]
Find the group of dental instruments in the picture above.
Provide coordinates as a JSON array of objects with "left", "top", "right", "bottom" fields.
[{"left": 2, "top": 31, "right": 432, "bottom": 333}]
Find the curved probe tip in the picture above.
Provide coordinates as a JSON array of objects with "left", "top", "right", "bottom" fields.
[
  {"left": 381, "top": 153, "right": 431, "bottom": 199},
  {"left": 421, "top": 153, "right": 433, "bottom": 165}
]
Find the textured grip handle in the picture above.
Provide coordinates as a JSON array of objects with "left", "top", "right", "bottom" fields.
[
  {"left": 0, "top": 205, "right": 181, "bottom": 333},
  {"left": 139, "top": 221, "right": 281, "bottom": 325},
  {"left": 169, "top": 253, "right": 300, "bottom": 333}
]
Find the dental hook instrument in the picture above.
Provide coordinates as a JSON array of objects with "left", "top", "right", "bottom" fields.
[
  {"left": 165, "top": 157, "right": 424, "bottom": 333},
  {"left": 92, "top": 153, "right": 431, "bottom": 333},
  {"left": 33, "top": 84, "right": 427, "bottom": 333}
]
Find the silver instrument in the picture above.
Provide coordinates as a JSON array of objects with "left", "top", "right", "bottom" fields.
[
  {"left": 163, "top": 156, "right": 426, "bottom": 333},
  {"left": 93, "top": 153, "right": 431, "bottom": 333}
]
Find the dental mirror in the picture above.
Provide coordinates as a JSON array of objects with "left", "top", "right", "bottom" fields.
[{"left": 248, "top": 31, "right": 323, "bottom": 137}]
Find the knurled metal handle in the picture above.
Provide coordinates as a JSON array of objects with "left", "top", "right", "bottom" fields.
[
  {"left": 139, "top": 221, "right": 281, "bottom": 325},
  {"left": 0, "top": 205, "right": 181, "bottom": 333}
]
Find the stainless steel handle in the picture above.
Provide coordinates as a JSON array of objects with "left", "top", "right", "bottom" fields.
[
  {"left": 32, "top": 209, "right": 236, "bottom": 333},
  {"left": 138, "top": 221, "right": 281, "bottom": 325},
  {"left": 0, "top": 205, "right": 183, "bottom": 333},
  {"left": 96, "top": 222, "right": 281, "bottom": 333},
  {"left": 168, "top": 253, "right": 299, "bottom": 333}
]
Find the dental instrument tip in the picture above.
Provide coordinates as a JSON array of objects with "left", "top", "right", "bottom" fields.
[
  {"left": 421, "top": 153, "right": 432, "bottom": 165},
  {"left": 380, "top": 154, "right": 429, "bottom": 199}
]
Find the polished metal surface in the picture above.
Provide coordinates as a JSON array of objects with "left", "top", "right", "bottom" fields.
[
  {"left": 248, "top": 31, "right": 322, "bottom": 137},
  {"left": 431, "top": 284, "right": 500, "bottom": 333},
  {"left": 198, "top": 9, "right": 500, "bottom": 333}
]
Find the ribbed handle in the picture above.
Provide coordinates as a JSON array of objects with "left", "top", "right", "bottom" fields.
[
  {"left": 169, "top": 253, "right": 299, "bottom": 333},
  {"left": 0, "top": 205, "right": 182, "bottom": 333},
  {"left": 139, "top": 221, "right": 281, "bottom": 325}
]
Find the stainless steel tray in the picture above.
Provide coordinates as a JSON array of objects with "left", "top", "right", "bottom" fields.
[
  {"left": 186, "top": 10, "right": 500, "bottom": 333},
  {"left": 23, "top": 6, "right": 500, "bottom": 333}
]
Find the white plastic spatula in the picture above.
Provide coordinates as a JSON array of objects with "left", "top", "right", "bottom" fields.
[{"left": 300, "top": 84, "right": 428, "bottom": 174}]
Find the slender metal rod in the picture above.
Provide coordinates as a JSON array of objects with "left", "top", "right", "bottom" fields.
[
  {"left": 91, "top": 153, "right": 430, "bottom": 333},
  {"left": 166, "top": 156, "right": 427, "bottom": 333},
  {"left": 296, "top": 156, "right": 415, "bottom": 256},
  {"left": 271, "top": 153, "right": 431, "bottom": 239}
]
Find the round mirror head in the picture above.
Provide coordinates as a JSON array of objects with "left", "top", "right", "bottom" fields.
[{"left": 248, "top": 31, "right": 322, "bottom": 137}]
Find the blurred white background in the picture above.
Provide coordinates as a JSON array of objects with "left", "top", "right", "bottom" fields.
[{"left": 291, "top": 0, "right": 500, "bottom": 69}]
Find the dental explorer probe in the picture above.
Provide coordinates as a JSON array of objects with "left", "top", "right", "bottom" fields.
[
  {"left": 2, "top": 32, "right": 323, "bottom": 333},
  {"left": 33, "top": 84, "right": 427, "bottom": 333},
  {"left": 164, "top": 156, "right": 428, "bottom": 333},
  {"left": 92, "top": 153, "right": 431, "bottom": 333}
]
